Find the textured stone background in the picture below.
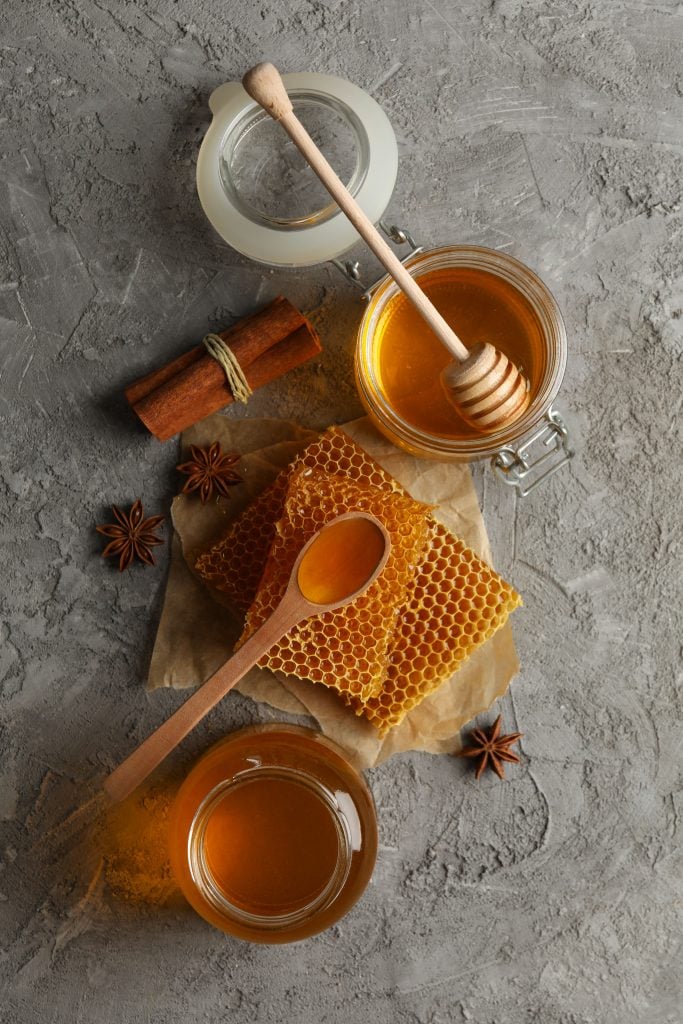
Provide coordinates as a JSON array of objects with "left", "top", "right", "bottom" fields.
[{"left": 1, "top": 2, "right": 682, "bottom": 1022}]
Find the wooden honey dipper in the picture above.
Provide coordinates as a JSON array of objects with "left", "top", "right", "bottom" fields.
[{"left": 242, "top": 62, "right": 531, "bottom": 433}]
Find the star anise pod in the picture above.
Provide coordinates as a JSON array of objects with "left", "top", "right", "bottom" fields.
[
  {"left": 96, "top": 499, "right": 164, "bottom": 571},
  {"left": 176, "top": 441, "right": 241, "bottom": 504},
  {"left": 457, "top": 715, "right": 523, "bottom": 780}
]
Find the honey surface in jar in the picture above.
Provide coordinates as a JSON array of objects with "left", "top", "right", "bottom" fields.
[
  {"left": 202, "top": 775, "right": 340, "bottom": 915},
  {"left": 374, "top": 265, "right": 546, "bottom": 439}
]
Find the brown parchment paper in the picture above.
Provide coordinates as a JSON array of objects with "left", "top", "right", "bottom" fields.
[{"left": 148, "top": 413, "right": 519, "bottom": 768}]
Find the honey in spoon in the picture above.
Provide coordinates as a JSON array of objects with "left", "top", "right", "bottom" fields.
[{"left": 297, "top": 514, "right": 388, "bottom": 606}]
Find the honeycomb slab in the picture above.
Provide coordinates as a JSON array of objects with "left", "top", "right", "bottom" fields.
[
  {"left": 347, "top": 520, "right": 521, "bottom": 734},
  {"left": 239, "top": 467, "right": 432, "bottom": 702},
  {"left": 195, "top": 427, "right": 403, "bottom": 615},
  {"left": 195, "top": 427, "right": 521, "bottom": 733}
]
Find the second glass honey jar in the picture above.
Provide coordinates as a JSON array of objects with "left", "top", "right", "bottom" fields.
[{"left": 169, "top": 724, "right": 377, "bottom": 943}]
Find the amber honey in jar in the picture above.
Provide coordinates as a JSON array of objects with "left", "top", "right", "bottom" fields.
[
  {"left": 169, "top": 724, "right": 377, "bottom": 943},
  {"left": 356, "top": 245, "right": 567, "bottom": 462}
]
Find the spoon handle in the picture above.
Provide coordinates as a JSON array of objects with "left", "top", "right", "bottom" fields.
[
  {"left": 242, "top": 62, "right": 470, "bottom": 364},
  {"left": 103, "top": 597, "right": 305, "bottom": 803}
]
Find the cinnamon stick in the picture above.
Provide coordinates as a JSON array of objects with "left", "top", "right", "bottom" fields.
[
  {"left": 125, "top": 297, "right": 321, "bottom": 441},
  {"left": 125, "top": 297, "right": 304, "bottom": 405}
]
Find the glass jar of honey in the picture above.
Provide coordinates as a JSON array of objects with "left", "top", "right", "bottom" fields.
[
  {"left": 355, "top": 245, "right": 569, "bottom": 471},
  {"left": 169, "top": 724, "right": 377, "bottom": 943}
]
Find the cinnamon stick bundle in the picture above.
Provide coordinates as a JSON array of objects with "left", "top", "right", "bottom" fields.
[{"left": 125, "top": 296, "right": 321, "bottom": 441}]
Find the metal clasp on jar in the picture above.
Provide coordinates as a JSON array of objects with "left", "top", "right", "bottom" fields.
[
  {"left": 330, "top": 223, "right": 423, "bottom": 298},
  {"left": 492, "top": 408, "right": 575, "bottom": 497}
]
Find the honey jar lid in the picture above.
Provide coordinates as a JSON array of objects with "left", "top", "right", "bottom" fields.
[{"left": 196, "top": 72, "right": 398, "bottom": 268}]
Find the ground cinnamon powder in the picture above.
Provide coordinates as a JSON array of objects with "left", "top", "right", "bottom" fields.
[{"left": 93, "top": 782, "right": 180, "bottom": 905}]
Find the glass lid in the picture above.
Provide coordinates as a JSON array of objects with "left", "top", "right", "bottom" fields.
[{"left": 197, "top": 72, "right": 398, "bottom": 268}]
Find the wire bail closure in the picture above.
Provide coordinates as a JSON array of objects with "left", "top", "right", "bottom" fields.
[{"left": 492, "top": 407, "right": 575, "bottom": 497}]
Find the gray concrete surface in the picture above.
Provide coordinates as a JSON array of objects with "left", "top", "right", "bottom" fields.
[{"left": 1, "top": 1, "right": 682, "bottom": 1022}]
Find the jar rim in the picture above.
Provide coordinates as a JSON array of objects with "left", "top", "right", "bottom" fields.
[
  {"left": 356, "top": 245, "right": 567, "bottom": 460},
  {"left": 171, "top": 724, "right": 378, "bottom": 942},
  {"left": 187, "top": 765, "right": 354, "bottom": 931}
]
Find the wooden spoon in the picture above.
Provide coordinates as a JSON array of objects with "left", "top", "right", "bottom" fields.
[
  {"left": 103, "top": 512, "right": 390, "bottom": 803},
  {"left": 242, "top": 62, "right": 530, "bottom": 434}
]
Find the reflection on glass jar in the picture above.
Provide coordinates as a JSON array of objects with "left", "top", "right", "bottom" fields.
[
  {"left": 355, "top": 246, "right": 567, "bottom": 462},
  {"left": 169, "top": 725, "right": 377, "bottom": 943}
]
